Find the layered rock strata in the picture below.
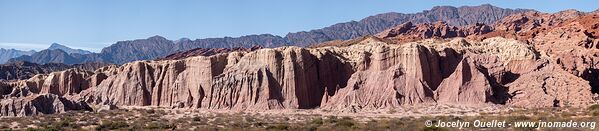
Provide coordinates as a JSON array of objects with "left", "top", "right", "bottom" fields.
[
  {"left": 0, "top": 94, "right": 91, "bottom": 117},
  {"left": 1, "top": 36, "right": 594, "bottom": 116},
  {"left": 3, "top": 11, "right": 599, "bottom": 116}
]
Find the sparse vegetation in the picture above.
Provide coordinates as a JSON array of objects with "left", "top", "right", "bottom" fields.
[
  {"left": 1, "top": 106, "right": 598, "bottom": 130},
  {"left": 589, "top": 104, "right": 599, "bottom": 110},
  {"left": 334, "top": 117, "right": 355, "bottom": 128},
  {"left": 266, "top": 124, "right": 289, "bottom": 130},
  {"left": 592, "top": 111, "right": 599, "bottom": 116},
  {"left": 146, "top": 109, "right": 156, "bottom": 114},
  {"left": 310, "top": 117, "right": 323, "bottom": 125},
  {"left": 144, "top": 122, "right": 175, "bottom": 130},
  {"left": 96, "top": 120, "right": 129, "bottom": 130}
]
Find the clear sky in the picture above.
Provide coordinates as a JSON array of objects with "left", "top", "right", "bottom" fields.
[{"left": 1, "top": 0, "right": 598, "bottom": 52}]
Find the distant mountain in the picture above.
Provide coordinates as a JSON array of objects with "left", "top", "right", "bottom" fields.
[
  {"left": 100, "top": 34, "right": 287, "bottom": 64},
  {"left": 11, "top": 4, "right": 533, "bottom": 64},
  {"left": 0, "top": 48, "right": 35, "bottom": 64},
  {"left": 10, "top": 49, "right": 107, "bottom": 65},
  {"left": 10, "top": 49, "right": 80, "bottom": 64},
  {"left": 285, "top": 4, "right": 532, "bottom": 46},
  {"left": 48, "top": 43, "right": 93, "bottom": 55}
]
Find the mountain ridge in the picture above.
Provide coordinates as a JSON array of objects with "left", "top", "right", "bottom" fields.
[
  {"left": 11, "top": 4, "right": 533, "bottom": 64},
  {"left": 48, "top": 43, "right": 93, "bottom": 55},
  {"left": 0, "top": 48, "right": 35, "bottom": 64},
  {"left": 1, "top": 8, "right": 599, "bottom": 117},
  {"left": 2, "top": 43, "right": 93, "bottom": 64}
]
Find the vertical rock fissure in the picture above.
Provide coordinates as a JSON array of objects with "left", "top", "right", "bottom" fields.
[{"left": 581, "top": 68, "right": 599, "bottom": 94}]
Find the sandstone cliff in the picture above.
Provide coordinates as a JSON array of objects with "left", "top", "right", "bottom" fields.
[
  {"left": 0, "top": 94, "right": 91, "bottom": 117},
  {"left": 2, "top": 10, "right": 599, "bottom": 117},
  {"left": 0, "top": 61, "right": 112, "bottom": 80},
  {"left": 4, "top": 36, "right": 595, "bottom": 116},
  {"left": 106, "top": 36, "right": 593, "bottom": 110}
]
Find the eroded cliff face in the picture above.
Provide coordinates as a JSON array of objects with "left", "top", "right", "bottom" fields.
[
  {"left": 3, "top": 9, "right": 599, "bottom": 117},
  {"left": 83, "top": 37, "right": 527, "bottom": 111},
  {"left": 0, "top": 94, "right": 91, "bottom": 117},
  {"left": 3, "top": 11, "right": 599, "bottom": 116},
  {"left": 2, "top": 36, "right": 594, "bottom": 116},
  {"left": 84, "top": 45, "right": 335, "bottom": 110}
]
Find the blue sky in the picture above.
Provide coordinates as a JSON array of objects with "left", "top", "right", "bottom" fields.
[{"left": 1, "top": 0, "right": 598, "bottom": 52}]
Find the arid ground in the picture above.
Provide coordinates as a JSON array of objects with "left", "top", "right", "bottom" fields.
[{"left": 3, "top": 104, "right": 599, "bottom": 131}]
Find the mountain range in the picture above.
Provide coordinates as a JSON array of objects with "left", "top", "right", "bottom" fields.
[
  {"left": 48, "top": 43, "right": 92, "bottom": 55},
  {"left": 3, "top": 7, "right": 599, "bottom": 117},
  {"left": 0, "top": 43, "right": 93, "bottom": 64},
  {"left": 0, "top": 48, "right": 35, "bottom": 63},
  {"left": 9, "top": 4, "right": 532, "bottom": 65}
]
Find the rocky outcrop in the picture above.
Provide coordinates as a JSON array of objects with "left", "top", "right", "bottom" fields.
[
  {"left": 1, "top": 68, "right": 95, "bottom": 96},
  {"left": 0, "top": 36, "right": 596, "bottom": 116},
  {"left": 326, "top": 11, "right": 599, "bottom": 105},
  {"left": 3, "top": 8, "right": 599, "bottom": 116},
  {"left": 0, "top": 61, "right": 112, "bottom": 80},
  {"left": 39, "top": 69, "right": 93, "bottom": 96},
  {"left": 320, "top": 43, "right": 441, "bottom": 111},
  {"left": 0, "top": 68, "right": 100, "bottom": 116},
  {"left": 0, "top": 94, "right": 91, "bottom": 117},
  {"left": 375, "top": 21, "right": 492, "bottom": 43},
  {"left": 505, "top": 12, "right": 599, "bottom": 93},
  {"left": 78, "top": 37, "right": 588, "bottom": 111},
  {"left": 434, "top": 57, "right": 493, "bottom": 105},
  {"left": 480, "top": 10, "right": 587, "bottom": 41},
  {"left": 507, "top": 65, "right": 594, "bottom": 108},
  {"left": 0, "top": 61, "right": 70, "bottom": 80},
  {"left": 156, "top": 46, "right": 263, "bottom": 60}
]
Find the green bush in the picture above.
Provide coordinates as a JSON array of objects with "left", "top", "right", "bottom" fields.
[
  {"left": 96, "top": 121, "right": 129, "bottom": 130},
  {"left": 144, "top": 122, "right": 175, "bottom": 130},
  {"left": 335, "top": 117, "right": 355, "bottom": 128},
  {"left": 589, "top": 104, "right": 599, "bottom": 110},
  {"left": 146, "top": 109, "right": 156, "bottom": 114},
  {"left": 33, "top": 118, "right": 74, "bottom": 131},
  {"left": 310, "top": 117, "right": 323, "bottom": 125},
  {"left": 266, "top": 124, "right": 289, "bottom": 130},
  {"left": 325, "top": 116, "right": 338, "bottom": 123},
  {"left": 592, "top": 110, "right": 599, "bottom": 116}
]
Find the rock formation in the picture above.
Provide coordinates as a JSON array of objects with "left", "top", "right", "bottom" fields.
[
  {"left": 507, "top": 67, "right": 594, "bottom": 108},
  {"left": 375, "top": 21, "right": 493, "bottom": 43},
  {"left": 5, "top": 35, "right": 596, "bottom": 116},
  {"left": 2, "top": 8, "right": 599, "bottom": 117},
  {"left": 434, "top": 56, "right": 493, "bottom": 105},
  {"left": 83, "top": 37, "right": 595, "bottom": 111},
  {"left": 0, "top": 94, "right": 91, "bottom": 117},
  {"left": 0, "top": 61, "right": 112, "bottom": 80},
  {"left": 156, "top": 46, "right": 263, "bottom": 60}
]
